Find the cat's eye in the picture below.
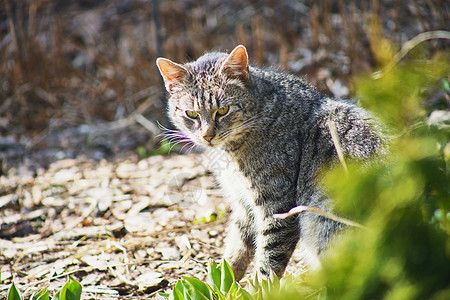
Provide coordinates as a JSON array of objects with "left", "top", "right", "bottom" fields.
[
  {"left": 185, "top": 110, "right": 198, "bottom": 119},
  {"left": 216, "top": 106, "right": 230, "bottom": 117}
]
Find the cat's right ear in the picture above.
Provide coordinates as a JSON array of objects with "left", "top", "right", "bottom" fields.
[
  {"left": 156, "top": 58, "right": 188, "bottom": 94},
  {"left": 220, "top": 45, "right": 249, "bottom": 82}
]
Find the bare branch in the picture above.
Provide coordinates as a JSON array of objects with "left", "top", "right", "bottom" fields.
[
  {"left": 273, "top": 205, "right": 367, "bottom": 230},
  {"left": 373, "top": 30, "right": 450, "bottom": 79},
  {"left": 327, "top": 119, "right": 348, "bottom": 174}
]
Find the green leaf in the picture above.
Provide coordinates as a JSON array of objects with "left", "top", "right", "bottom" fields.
[
  {"left": 8, "top": 283, "right": 22, "bottom": 300},
  {"left": 52, "top": 290, "right": 61, "bottom": 300},
  {"left": 227, "top": 282, "right": 239, "bottom": 296},
  {"left": 175, "top": 280, "right": 190, "bottom": 300},
  {"left": 207, "top": 260, "right": 224, "bottom": 295},
  {"left": 260, "top": 278, "right": 270, "bottom": 299},
  {"left": 171, "top": 285, "right": 184, "bottom": 300},
  {"left": 255, "top": 289, "right": 263, "bottom": 300},
  {"left": 268, "top": 270, "right": 280, "bottom": 293},
  {"left": 239, "top": 287, "right": 255, "bottom": 300},
  {"left": 442, "top": 79, "right": 449, "bottom": 92},
  {"left": 171, "top": 286, "right": 184, "bottom": 300},
  {"left": 180, "top": 279, "right": 206, "bottom": 300},
  {"left": 279, "top": 273, "right": 295, "bottom": 295},
  {"left": 317, "top": 287, "right": 327, "bottom": 300},
  {"left": 246, "top": 273, "right": 260, "bottom": 295},
  {"left": 279, "top": 274, "right": 292, "bottom": 287},
  {"left": 219, "top": 259, "right": 234, "bottom": 294},
  {"left": 234, "top": 287, "right": 255, "bottom": 300},
  {"left": 182, "top": 276, "right": 212, "bottom": 299},
  {"left": 31, "top": 287, "right": 50, "bottom": 300},
  {"left": 136, "top": 146, "right": 148, "bottom": 157},
  {"left": 56, "top": 276, "right": 82, "bottom": 300}
]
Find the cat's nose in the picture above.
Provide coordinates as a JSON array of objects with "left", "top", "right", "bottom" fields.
[{"left": 203, "top": 135, "right": 215, "bottom": 142}]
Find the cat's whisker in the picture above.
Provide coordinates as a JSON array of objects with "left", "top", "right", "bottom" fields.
[
  {"left": 161, "top": 130, "right": 188, "bottom": 138},
  {"left": 159, "top": 127, "right": 193, "bottom": 147},
  {"left": 156, "top": 122, "right": 184, "bottom": 137},
  {"left": 160, "top": 135, "right": 191, "bottom": 145},
  {"left": 162, "top": 134, "right": 189, "bottom": 142},
  {"left": 159, "top": 129, "right": 194, "bottom": 153},
  {"left": 168, "top": 140, "right": 185, "bottom": 152},
  {"left": 179, "top": 143, "right": 190, "bottom": 152},
  {"left": 186, "top": 143, "right": 200, "bottom": 154},
  {"left": 180, "top": 141, "right": 197, "bottom": 152},
  {"left": 180, "top": 141, "right": 199, "bottom": 154}
]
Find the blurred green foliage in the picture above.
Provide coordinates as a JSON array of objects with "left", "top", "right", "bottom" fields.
[
  {"left": 355, "top": 56, "right": 447, "bottom": 130},
  {"left": 137, "top": 140, "right": 173, "bottom": 158},
  {"left": 193, "top": 209, "right": 227, "bottom": 225},
  {"left": 314, "top": 51, "right": 449, "bottom": 299}
]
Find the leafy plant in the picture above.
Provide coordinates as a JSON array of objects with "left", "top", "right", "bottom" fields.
[
  {"left": 161, "top": 259, "right": 255, "bottom": 300},
  {"left": 6, "top": 276, "right": 82, "bottom": 300},
  {"left": 161, "top": 259, "right": 320, "bottom": 300},
  {"left": 30, "top": 287, "right": 49, "bottom": 300},
  {"left": 245, "top": 270, "right": 322, "bottom": 300}
]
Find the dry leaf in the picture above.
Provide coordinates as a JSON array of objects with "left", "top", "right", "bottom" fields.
[{"left": 136, "top": 271, "right": 164, "bottom": 289}]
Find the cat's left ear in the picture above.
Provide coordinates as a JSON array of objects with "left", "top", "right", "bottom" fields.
[
  {"left": 156, "top": 58, "right": 189, "bottom": 94},
  {"left": 219, "top": 45, "right": 249, "bottom": 81}
]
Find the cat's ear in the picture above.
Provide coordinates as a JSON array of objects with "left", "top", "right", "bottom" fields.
[
  {"left": 219, "top": 45, "right": 249, "bottom": 81},
  {"left": 156, "top": 58, "right": 188, "bottom": 93}
]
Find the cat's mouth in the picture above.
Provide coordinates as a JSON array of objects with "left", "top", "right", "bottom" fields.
[
  {"left": 197, "top": 137, "right": 222, "bottom": 148},
  {"left": 199, "top": 130, "right": 247, "bottom": 149},
  {"left": 203, "top": 139, "right": 219, "bottom": 148}
]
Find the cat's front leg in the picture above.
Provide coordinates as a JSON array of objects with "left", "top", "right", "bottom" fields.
[
  {"left": 223, "top": 206, "right": 257, "bottom": 281},
  {"left": 254, "top": 207, "right": 300, "bottom": 278}
]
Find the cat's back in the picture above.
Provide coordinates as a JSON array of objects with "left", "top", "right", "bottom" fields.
[
  {"left": 251, "top": 65, "right": 322, "bottom": 99},
  {"left": 248, "top": 65, "right": 326, "bottom": 124}
]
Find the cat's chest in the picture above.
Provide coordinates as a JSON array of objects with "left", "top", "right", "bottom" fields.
[{"left": 211, "top": 150, "right": 257, "bottom": 208}]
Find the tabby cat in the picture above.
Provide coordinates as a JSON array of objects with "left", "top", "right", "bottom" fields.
[{"left": 156, "top": 45, "right": 387, "bottom": 280}]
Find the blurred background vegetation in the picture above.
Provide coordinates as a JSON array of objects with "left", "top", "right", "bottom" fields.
[{"left": 0, "top": 0, "right": 448, "bottom": 174}]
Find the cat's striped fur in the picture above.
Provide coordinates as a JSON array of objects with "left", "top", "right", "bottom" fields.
[{"left": 157, "top": 45, "right": 387, "bottom": 280}]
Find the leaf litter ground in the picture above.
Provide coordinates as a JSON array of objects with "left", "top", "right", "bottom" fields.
[{"left": 0, "top": 151, "right": 308, "bottom": 299}]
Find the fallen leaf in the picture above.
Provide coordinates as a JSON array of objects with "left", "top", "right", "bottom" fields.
[{"left": 136, "top": 271, "right": 164, "bottom": 289}]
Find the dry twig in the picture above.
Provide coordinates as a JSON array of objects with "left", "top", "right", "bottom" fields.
[
  {"left": 273, "top": 205, "right": 366, "bottom": 229},
  {"left": 373, "top": 30, "right": 450, "bottom": 79},
  {"left": 327, "top": 119, "right": 348, "bottom": 174}
]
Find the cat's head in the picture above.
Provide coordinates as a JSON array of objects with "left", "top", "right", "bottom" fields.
[{"left": 156, "top": 45, "right": 256, "bottom": 149}]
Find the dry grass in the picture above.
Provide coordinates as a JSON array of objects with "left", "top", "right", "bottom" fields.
[{"left": 0, "top": 0, "right": 447, "bottom": 138}]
